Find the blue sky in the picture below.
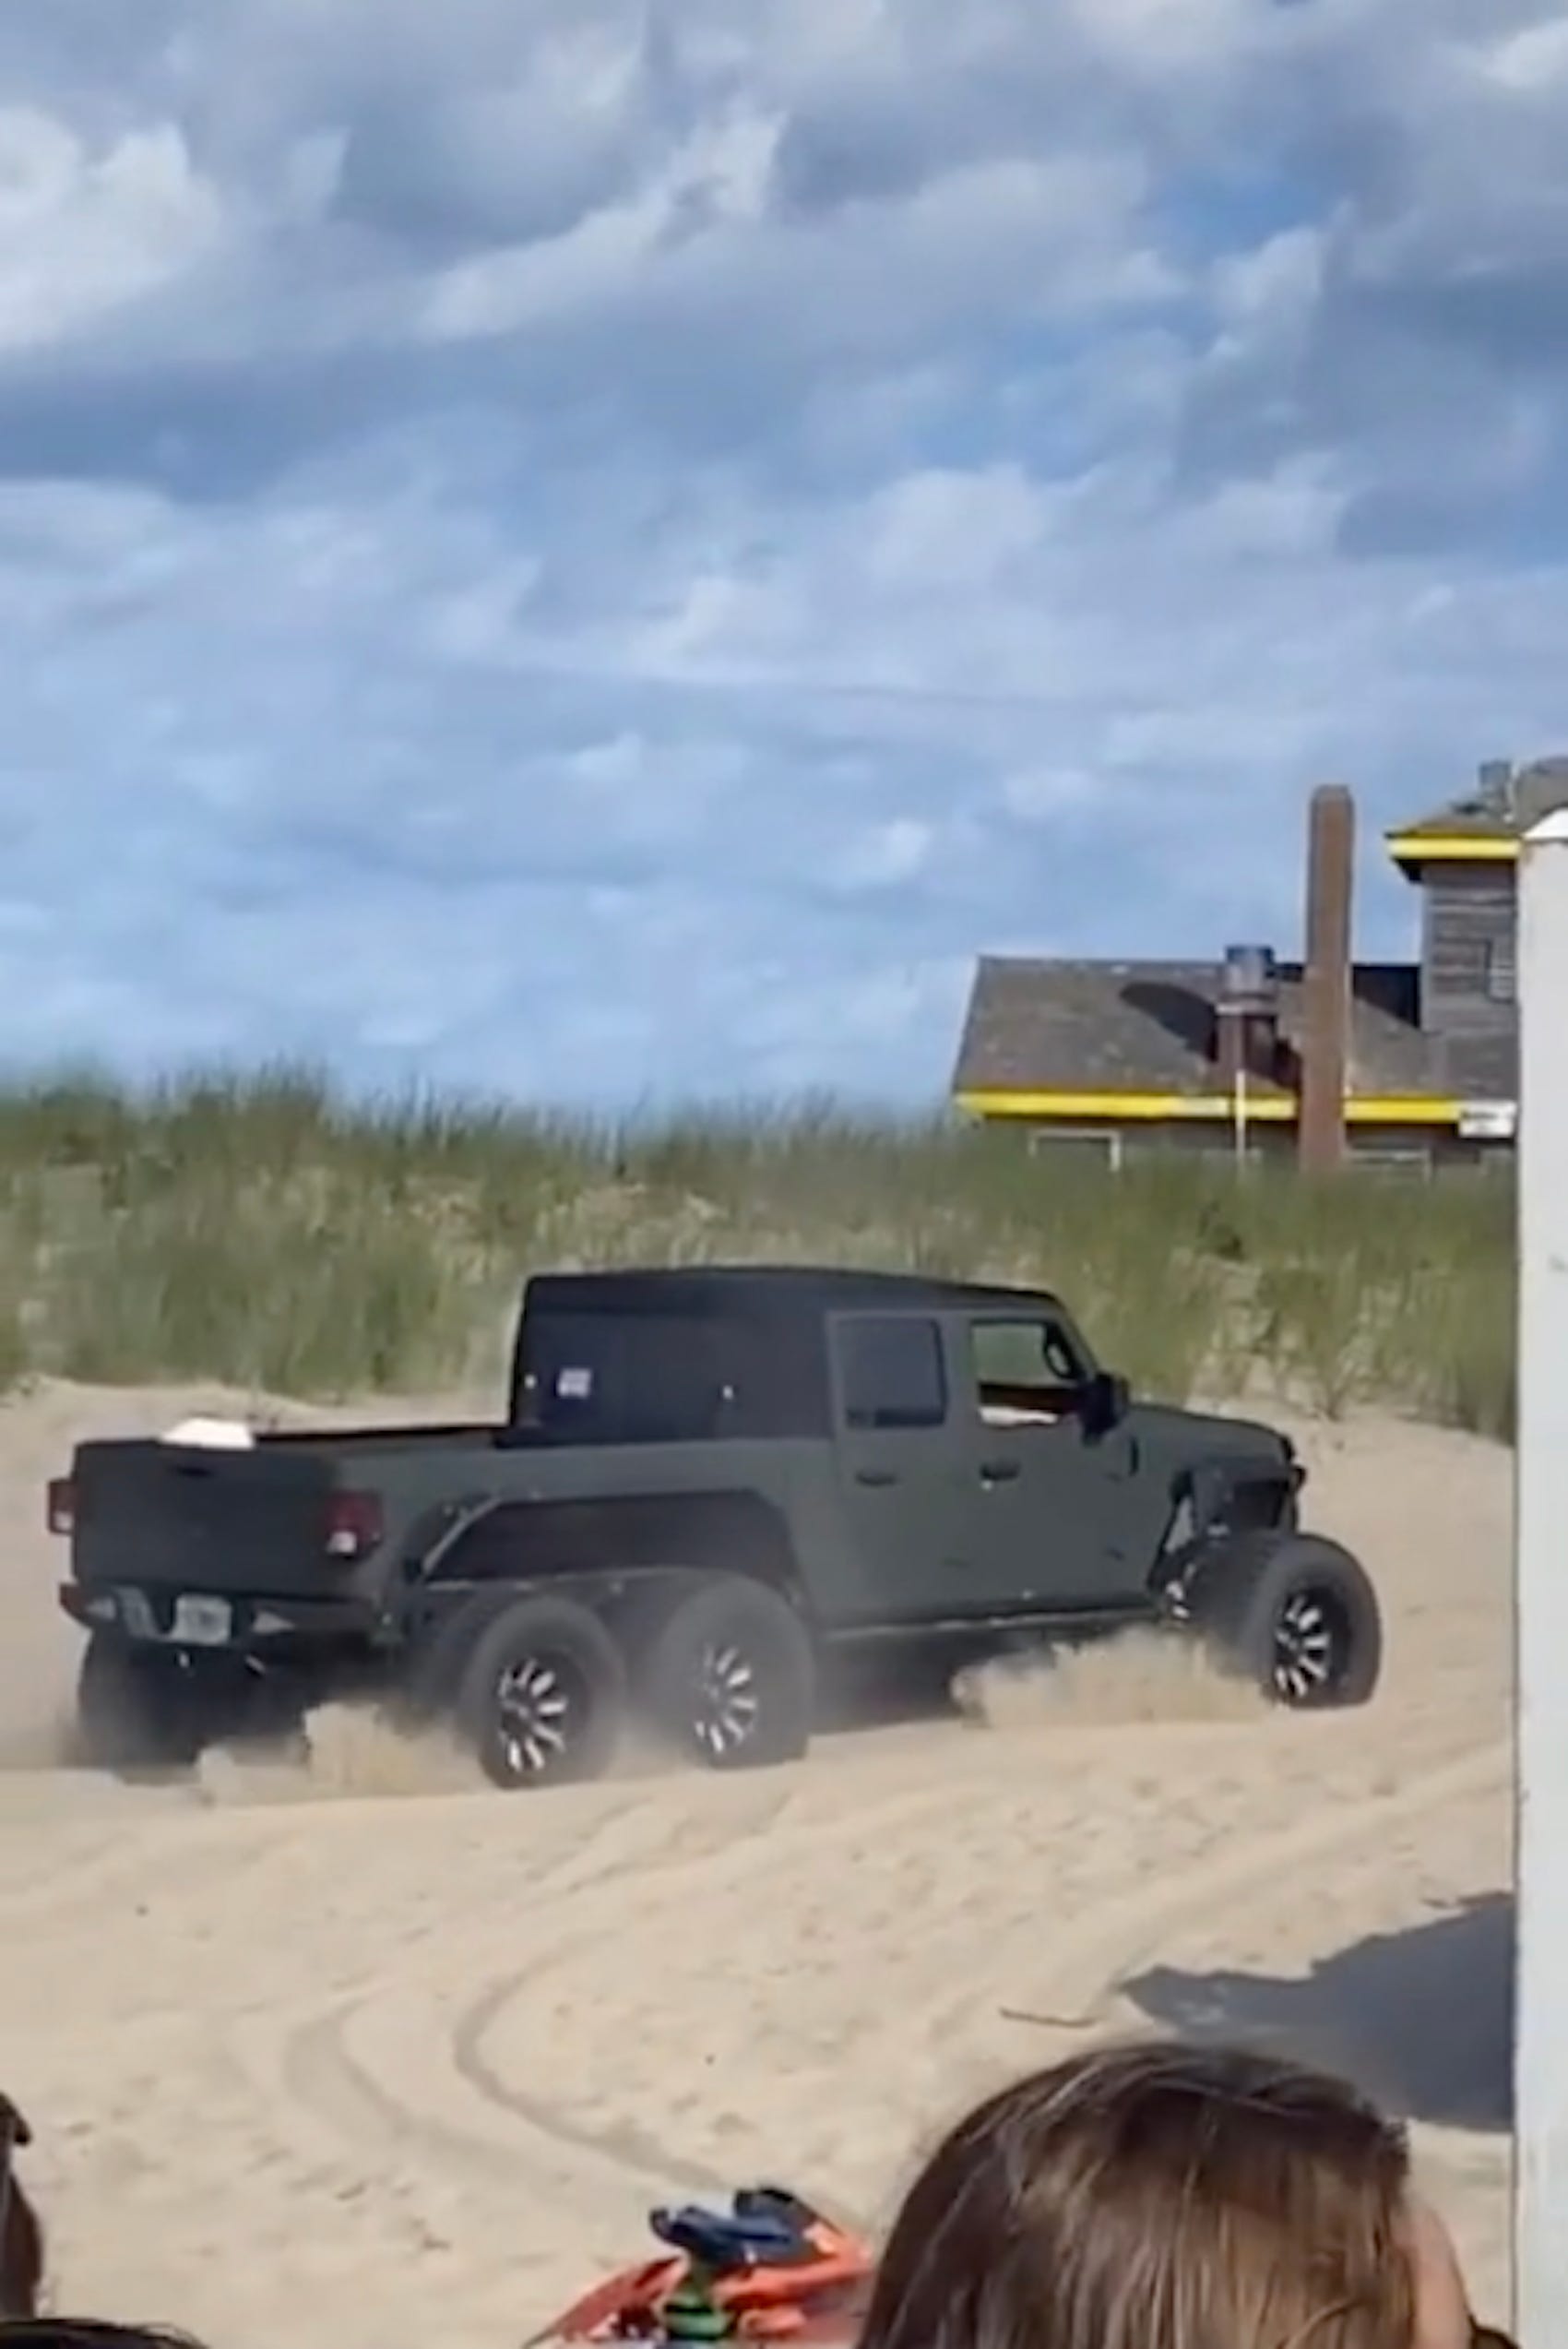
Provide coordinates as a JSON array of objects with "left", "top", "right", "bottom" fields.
[{"left": 2, "top": 0, "right": 1567, "bottom": 1103}]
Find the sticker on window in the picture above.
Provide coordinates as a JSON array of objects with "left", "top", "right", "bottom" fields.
[{"left": 555, "top": 1366, "right": 594, "bottom": 1400}]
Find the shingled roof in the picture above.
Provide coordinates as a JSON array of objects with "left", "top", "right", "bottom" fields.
[
  {"left": 1393, "top": 756, "right": 1568, "bottom": 843},
  {"left": 951, "top": 957, "right": 1515, "bottom": 1106}
]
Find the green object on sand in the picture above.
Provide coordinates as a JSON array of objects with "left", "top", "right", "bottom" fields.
[{"left": 660, "top": 2279, "right": 735, "bottom": 2342}]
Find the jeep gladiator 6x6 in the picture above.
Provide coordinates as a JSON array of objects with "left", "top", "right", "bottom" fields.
[{"left": 50, "top": 1266, "right": 1383, "bottom": 1789}]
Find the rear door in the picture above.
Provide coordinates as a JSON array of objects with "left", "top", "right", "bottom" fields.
[
  {"left": 828, "top": 1310, "right": 977, "bottom": 1622},
  {"left": 952, "top": 1311, "right": 1151, "bottom": 1610}
]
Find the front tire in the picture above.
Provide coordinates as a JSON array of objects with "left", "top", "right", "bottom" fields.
[
  {"left": 639, "top": 1580, "right": 814, "bottom": 1770},
  {"left": 1186, "top": 1532, "right": 1383, "bottom": 1709},
  {"left": 454, "top": 1594, "right": 627, "bottom": 1790}
]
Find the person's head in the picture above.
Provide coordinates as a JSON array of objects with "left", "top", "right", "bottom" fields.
[
  {"left": 0, "top": 2330, "right": 209, "bottom": 2348},
  {"left": 0, "top": 2095, "right": 42, "bottom": 2321},
  {"left": 860, "top": 2040, "right": 1500, "bottom": 2349}
]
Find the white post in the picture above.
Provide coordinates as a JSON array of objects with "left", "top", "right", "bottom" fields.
[{"left": 1515, "top": 807, "right": 1568, "bottom": 2335}]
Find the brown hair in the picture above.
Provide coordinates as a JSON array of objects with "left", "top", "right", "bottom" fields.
[{"left": 859, "top": 2041, "right": 1417, "bottom": 2349}]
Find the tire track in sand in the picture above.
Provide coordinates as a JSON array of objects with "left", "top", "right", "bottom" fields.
[
  {"left": 261, "top": 1771, "right": 998, "bottom": 2213},
  {"left": 268, "top": 1732, "right": 1507, "bottom": 2217}
]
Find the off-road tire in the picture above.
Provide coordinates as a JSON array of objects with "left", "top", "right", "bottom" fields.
[
  {"left": 1185, "top": 1531, "right": 1382, "bottom": 1709},
  {"left": 639, "top": 1579, "right": 814, "bottom": 1770},
  {"left": 454, "top": 1592, "right": 627, "bottom": 1790},
  {"left": 76, "top": 1637, "right": 213, "bottom": 1773},
  {"left": 397, "top": 1586, "right": 526, "bottom": 1725}
]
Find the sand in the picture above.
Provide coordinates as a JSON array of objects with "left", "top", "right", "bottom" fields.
[{"left": 0, "top": 1381, "right": 1513, "bottom": 2347}]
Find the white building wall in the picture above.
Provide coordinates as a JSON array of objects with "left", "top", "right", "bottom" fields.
[{"left": 1515, "top": 806, "right": 1568, "bottom": 2335}]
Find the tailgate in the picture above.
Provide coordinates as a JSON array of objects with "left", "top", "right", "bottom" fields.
[{"left": 70, "top": 1438, "right": 348, "bottom": 1599}]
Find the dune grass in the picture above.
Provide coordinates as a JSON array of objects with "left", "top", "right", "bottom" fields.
[{"left": 0, "top": 1067, "right": 1515, "bottom": 1437}]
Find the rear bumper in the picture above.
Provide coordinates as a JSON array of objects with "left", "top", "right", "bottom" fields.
[{"left": 59, "top": 1581, "right": 378, "bottom": 1653}]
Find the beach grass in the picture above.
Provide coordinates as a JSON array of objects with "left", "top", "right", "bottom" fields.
[{"left": 0, "top": 1067, "right": 1515, "bottom": 1436}]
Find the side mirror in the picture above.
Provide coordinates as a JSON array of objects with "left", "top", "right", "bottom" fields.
[{"left": 1082, "top": 1370, "right": 1130, "bottom": 1436}]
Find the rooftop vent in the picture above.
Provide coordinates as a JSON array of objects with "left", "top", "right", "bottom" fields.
[
  {"left": 1216, "top": 944, "right": 1280, "bottom": 1089},
  {"left": 1476, "top": 758, "right": 1514, "bottom": 813},
  {"left": 1219, "top": 942, "right": 1278, "bottom": 1011}
]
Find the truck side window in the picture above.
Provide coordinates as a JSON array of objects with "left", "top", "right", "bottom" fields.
[
  {"left": 969, "top": 1318, "right": 1084, "bottom": 1426},
  {"left": 837, "top": 1316, "right": 947, "bottom": 1431}
]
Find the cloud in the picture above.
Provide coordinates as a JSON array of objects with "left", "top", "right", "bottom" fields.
[
  {"left": 0, "top": 111, "right": 222, "bottom": 352},
  {"left": 0, "top": 0, "right": 1564, "bottom": 1103}
]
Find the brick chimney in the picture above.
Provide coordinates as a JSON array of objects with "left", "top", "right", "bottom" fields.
[{"left": 1299, "top": 783, "right": 1355, "bottom": 1174}]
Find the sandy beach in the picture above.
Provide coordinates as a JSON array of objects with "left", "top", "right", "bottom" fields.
[{"left": 0, "top": 1382, "right": 1513, "bottom": 2348}]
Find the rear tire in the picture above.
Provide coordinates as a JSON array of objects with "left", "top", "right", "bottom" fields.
[
  {"left": 1186, "top": 1532, "right": 1382, "bottom": 1709},
  {"left": 639, "top": 1580, "right": 814, "bottom": 1770},
  {"left": 76, "top": 1637, "right": 209, "bottom": 1773},
  {"left": 454, "top": 1594, "right": 626, "bottom": 1790}
]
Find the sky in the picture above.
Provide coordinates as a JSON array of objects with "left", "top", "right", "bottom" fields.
[{"left": 2, "top": 0, "right": 1567, "bottom": 1104}]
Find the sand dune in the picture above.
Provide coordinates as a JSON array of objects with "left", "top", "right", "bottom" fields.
[{"left": 0, "top": 1383, "right": 1513, "bottom": 2347}]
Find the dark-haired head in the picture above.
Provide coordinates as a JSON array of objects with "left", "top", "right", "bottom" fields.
[
  {"left": 860, "top": 2040, "right": 1495, "bottom": 2349},
  {"left": 0, "top": 2326, "right": 210, "bottom": 2347},
  {"left": 0, "top": 2096, "right": 42, "bottom": 2321}
]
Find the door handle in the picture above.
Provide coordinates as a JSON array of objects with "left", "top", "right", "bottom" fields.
[
  {"left": 855, "top": 1468, "right": 898, "bottom": 1488},
  {"left": 980, "top": 1460, "right": 1020, "bottom": 1484}
]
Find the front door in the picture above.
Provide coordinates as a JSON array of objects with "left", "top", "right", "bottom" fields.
[{"left": 951, "top": 1312, "right": 1146, "bottom": 1612}]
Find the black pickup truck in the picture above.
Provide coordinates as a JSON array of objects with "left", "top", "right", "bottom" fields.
[{"left": 50, "top": 1266, "right": 1383, "bottom": 1789}]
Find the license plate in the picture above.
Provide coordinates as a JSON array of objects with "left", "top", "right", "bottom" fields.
[{"left": 172, "top": 1594, "right": 232, "bottom": 1647}]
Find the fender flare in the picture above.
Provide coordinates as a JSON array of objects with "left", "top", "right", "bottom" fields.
[
  {"left": 1182, "top": 1456, "right": 1301, "bottom": 1543},
  {"left": 410, "top": 1493, "right": 510, "bottom": 1581}
]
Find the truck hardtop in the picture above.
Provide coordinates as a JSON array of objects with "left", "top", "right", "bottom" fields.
[{"left": 51, "top": 1263, "right": 1383, "bottom": 1788}]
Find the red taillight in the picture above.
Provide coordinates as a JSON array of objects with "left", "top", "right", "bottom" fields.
[
  {"left": 46, "top": 1477, "right": 76, "bottom": 1538},
  {"left": 325, "top": 1490, "right": 383, "bottom": 1560}
]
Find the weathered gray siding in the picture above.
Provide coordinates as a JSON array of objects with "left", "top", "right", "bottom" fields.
[{"left": 1420, "top": 866, "right": 1517, "bottom": 1034}]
